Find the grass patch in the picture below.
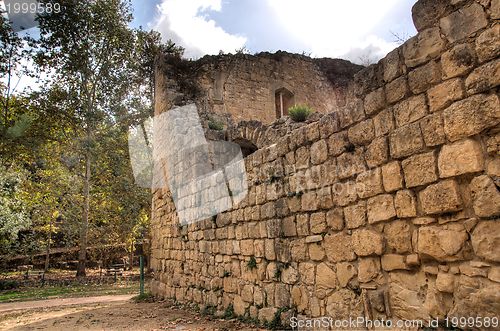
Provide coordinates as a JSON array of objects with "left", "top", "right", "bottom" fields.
[
  {"left": 0, "top": 283, "right": 139, "bottom": 303},
  {"left": 132, "top": 292, "right": 155, "bottom": 303}
]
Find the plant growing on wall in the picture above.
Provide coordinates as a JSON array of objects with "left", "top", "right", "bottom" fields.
[
  {"left": 288, "top": 105, "right": 313, "bottom": 122},
  {"left": 208, "top": 117, "right": 224, "bottom": 131}
]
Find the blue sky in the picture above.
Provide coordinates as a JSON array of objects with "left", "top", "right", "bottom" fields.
[{"left": 131, "top": 0, "right": 418, "bottom": 64}]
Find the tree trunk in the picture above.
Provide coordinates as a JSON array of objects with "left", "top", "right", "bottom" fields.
[
  {"left": 44, "top": 218, "right": 52, "bottom": 272},
  {"left": 76, "top": 151, "right": 91, "bottom": 277}
]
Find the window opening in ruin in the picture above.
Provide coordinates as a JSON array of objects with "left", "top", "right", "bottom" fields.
[
  {"left": 233, "top": 138, "right": 258, "bottom": 157},
  {"left": 275, "top": 88, "right": 294, "bottom": 119}
]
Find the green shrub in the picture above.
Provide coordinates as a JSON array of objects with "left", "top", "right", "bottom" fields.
[
  {"left": 247, "top": 256, "right": 257, "bottom": 270},
  {"left": 0, "top": 280, "right": 19, "bottom": 291},
  {"left": 288, "top": 105, "right": 313, "bottom": 122},
  {"left": 208, "top": 118, "right": 224, "bottom": 131}
]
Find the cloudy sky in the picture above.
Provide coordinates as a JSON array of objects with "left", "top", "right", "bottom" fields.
[{"left": 131, "top": 0, "right": 418, "bottom": 64}]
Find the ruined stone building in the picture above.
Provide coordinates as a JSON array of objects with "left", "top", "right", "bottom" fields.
[{"left": 150, "top": 0, "right": 500, "bottom": 326}]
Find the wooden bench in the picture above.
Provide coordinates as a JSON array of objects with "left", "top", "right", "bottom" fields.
[{"left": 105, "top": 264, "right": 124, "bottom": 281}]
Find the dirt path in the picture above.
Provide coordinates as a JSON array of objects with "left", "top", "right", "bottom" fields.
[
  {"left": 0, "top": 297, "right": 261, "bottom": 331},
  {"left": 0, "top": 295, "right": 135, "bottom": 313}
]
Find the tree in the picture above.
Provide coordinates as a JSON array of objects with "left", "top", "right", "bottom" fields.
[
  {"left": 35, "top": 0, "right": 136, "bottom": 276},
  {"left": 0, "top": 165, "right": 30, "bottom": 252}
]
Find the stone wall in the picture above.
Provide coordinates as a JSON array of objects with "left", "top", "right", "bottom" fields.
[
  {"left": 150, "top": 0, "right": 500, "bottom": 327},
  {"left": 155, "top": 51, "right": 362, "bottom": 125}
]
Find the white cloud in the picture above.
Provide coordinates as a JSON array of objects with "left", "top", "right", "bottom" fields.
[
  {"left": 267, "top": 0, "right": 400, "bottom": 62},
  {"left": 152, "top": 0, "right": 247, "bottom": 58}
]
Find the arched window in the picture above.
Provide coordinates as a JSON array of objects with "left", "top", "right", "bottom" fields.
[{"left": 275, "top": 88, "right": 294, "bottom": 119}]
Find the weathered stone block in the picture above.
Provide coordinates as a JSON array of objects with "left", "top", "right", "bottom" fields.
[
  {"left": 364, "top": 88, "right": 386, "bottom": 115},
  {"left": 386, "top": 76, "right": 409, "bottom": 104},
  {"left": 365, "top": 136, "right": 389, "bottom": 168},
  {"left": 389, "top": 122, "right": 425, "bottom": 158},
  {"left": 305, "top": 122, "right": 320, "bottom": 142},
  {"left": 469, "top": 175, "right": 500, "bottom": 217},
  {"left": 383, "top": 48, "right": 402, "bottom": 82},
  {"left": 373, "top": 107, "right": 395, "bottom": 137},
  {"left": 381, "top": 254, "right": 408, "bottom": 271},
  {"left": 427, "top": 78, "right": 464, "bottom": 112},
  {"left": 402, "top": 151, "right": 438, "bottom": 188},
  {"left": 348, "top": 119, "right": 375, "bottom": 146},
  {"left": 326, "top": 208, "right": 344, "bottom": 231},
  {"left": 465, "top": 59, "right": 500, "bottom": 95},
  {"left": 382, "top": 161, "right": 404, "bottom": 192},
  {"left": 403, "top": 27, "right": 445, "bottom": 68},
  {"left": 324, "top": 232, "right": 356, "bottom": 262},
  {"left": 336, "top": 262, "right": 357, "bottom": 288},
  {"left": 436, "top": 273, "right": 455, "bottom": 293},
  {"left": 331, "top": 181, "right": 358, "bottom": 207},
  {"left": 295, "top": 146, "right": 310, "bottom": 169},
  {"left": 309, "top": 243, "right": 325, "bottom": 261},
  {"left": 356, "top": 168, "right": 383, "bottom": 199},
  {"left": 438, "top": 139, "right": 484, "bottom": 178},
  {"left": 476, "top": 25, "right": 500, "bottom": 63},
  {"left": 259, "top": 307, "right": 278, "bottom": 322},
  {"left": 384, "top": 220, "right": 413, "bottom": 254},
  {"left": 443, "top": 94, "right": 500, "bottom": 142},
  {"left": 265, "top": 239, "right": 276, "bottom": 260},
  {"left": 352, "top": 229, "right": 384, "bottom": 256},
  {"left": 419, "top": 179, "right": 462, "bottom": 215},
  {"left": 337, "top": 150, "right": 366, "bottom": 179},
  {"left": 417, "top": 224, "right": 469, "bottom": 261},
  {"left": 319, "top": 112, "right": 339, "bottom": 138},
  {"left": 419, "top": 113, "right": 446, "bottom": 147},
  {"left": 367, "top": 194, "right": 396, "bottom": 224},
  {"left": 440, "top": 3, "right": 488, "bottom": 43},
  {"left": 441, "top": 43, "right": 476, "bottom": 79},
  {"left": 316, "top": 263, "right": 337, "bottom": 298},
  {"left": 344, "top": 201, "right": 366, "bottom": 229},
  {"left": 408, "top": 60, "right": 441, "bottom": 94},
  {"left": 394, "top": 94, "right": 428, "bottom": 127},
  {"left": 471, "top": 221, "right": 500, "bottom": 262},
  {"left": 358, "top": 257, "right": 381, "bottom": 283},
  {"left": 310, "top": 212, "right": 326, "bottom": 234},
  {"left": 301, "top": 191, "right": 317, "bottom": 211},
  {"left": 492, "top": 0, "right": 500, "bottom": 19},
  {"left": 282, "top": 216, "right": 297, "bottom": 237},
  {"left": 411, "top": 0, "right": 450, "bottom": 32},
  {"left": 240, "top": 239, "right": 254, "bottom": 256},
  {"left": 395, "top": 190, "right": 417, "bottom": 218},
  {"left": 310, "top": 139, "right": 328, "bottom": 165},
  {"left": 327, "top": 132, "right": 349, "bottom": 157},
  {"left": 339, "top": 98, "right": 365, "bottom": 129}
]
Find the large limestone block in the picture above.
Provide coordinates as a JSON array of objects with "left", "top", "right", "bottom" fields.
[
  {"left": 469, "top": 176, "right": 500, "bottom": 218},
  {"left": 438, "top": 139, "right": 484, "bottom": 178},
  {"left": 419, "top": 179, "right": 462, "bottom": 215},
  {"left": 402, "top": 151, "right": 438, "bottom": 188},
  {"left": 367, "top": 194, "right": 396, "bottom": 224},
  {"left": 440, "top": 3, "right": 488, "bottom": 43},
  {"left": 465, "top": 59, "right": 500, "bottom": 95},
  {"left": 324, "top": 232, "right": 356, "bottom": 262},
  {"left": 417, "top": 224, "right": 469, "bottom": 261},
  {"left": 352, "top": 229, "right": 384, "bottom": 256},
  {"left": 471, "top": 221, "right": 500, "bottom": 262},
  {"left": 443, "top": 94, "right": 500, "bottom": 142},
  {"left": 403, "top": 27, "right": 445, "bottom": 68},
  {"left": 448, "top": 275, "right": 500, "bottom": 319},
  {"left": 315, "top": 262, "right": 337, "bottom": 299}
]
